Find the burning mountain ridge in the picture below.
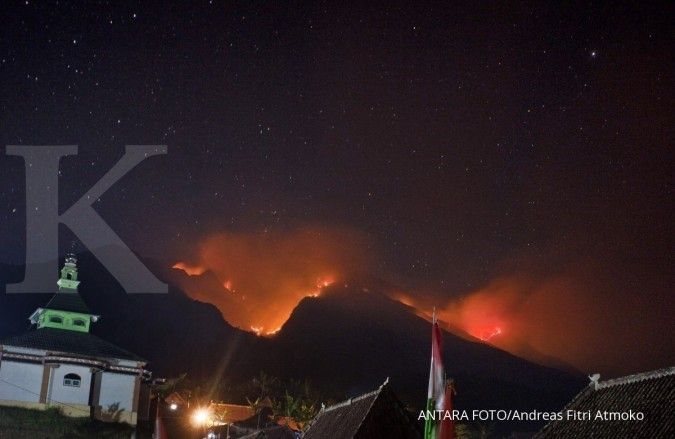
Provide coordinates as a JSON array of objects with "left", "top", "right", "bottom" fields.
[
  {"left": 172, "top": 227, "right": 370, "bottom": 335},
  {"left": 173, "top": 227, "right": 674, "bottom": 375}
]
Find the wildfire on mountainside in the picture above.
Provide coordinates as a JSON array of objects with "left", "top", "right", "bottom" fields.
[
  {"left": 172, "top": 227, "right": 672, "bottom": 375},
  {"left": 172, "top": 227, "right": 367, "bottom": 336}
]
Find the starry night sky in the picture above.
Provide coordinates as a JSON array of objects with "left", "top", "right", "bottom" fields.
[{"left": 0, "top": 2, "right": 672, "bottom": 371}]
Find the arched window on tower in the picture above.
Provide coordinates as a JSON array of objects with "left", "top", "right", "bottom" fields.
[
  {"left": 73, "top": 319, "right": 86, "bottom": 327},
  {"left": 63, "top": 373, "right": 81, "bottom": 387},
  {"left": 49, "top": 315, "right": 63, "bottom": 324}
]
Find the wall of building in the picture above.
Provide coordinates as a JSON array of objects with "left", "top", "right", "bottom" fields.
[
  {"left": 0, "top": 360, "right": 43, "bottom": 403},
  {"left": 48, "top": 364, "right": 92, "bottom": 408},
  {"left": 98, "top": 372, "right": 136, "bottom": 412}
]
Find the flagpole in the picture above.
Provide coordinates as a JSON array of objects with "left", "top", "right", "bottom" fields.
[{"left": 424, "top": 311, "right": 435, "bottom": 439}]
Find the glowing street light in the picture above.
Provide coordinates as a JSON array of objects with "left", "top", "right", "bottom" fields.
[
  {"left": 169, "top": 403, "right": 178, "bottom": 411},
  {"left": 192, "top": 407, "right": 211, "bottom": 427}
]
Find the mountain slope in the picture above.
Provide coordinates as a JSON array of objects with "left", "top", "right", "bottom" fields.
[{"left": 269, "top": 286, "right": 584, "bottom": 411}]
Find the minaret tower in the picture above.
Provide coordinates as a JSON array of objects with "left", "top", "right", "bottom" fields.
[
  {"left": 28, "top": 255, "right": 99, "bottom": 333},
  {"left": 56, "top": 254, "right": 81, "bottom": 293}
]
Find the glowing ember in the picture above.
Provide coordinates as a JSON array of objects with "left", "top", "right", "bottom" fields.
[
  {"left": 249, "top": 326, "right": 283, "bottom": 337},
  {"left": 391, "top": 292, "right": 415, "bottom": 307},
  {"left": 479, "top": 326, "right": 503, "bottom": 342},
  {"left": 172, "top": 262, "right": 206, "bottom": 276},
  {"left": 266, "top": 327, "right": 282, "bottom": 335},
  {"left": 303, "top": 276, "right": 335, "bottom": 300},
  {"left": 316, "top": 277, "right": 334, "bottom": 289}
]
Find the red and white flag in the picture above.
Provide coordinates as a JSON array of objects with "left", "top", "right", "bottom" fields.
[
  {"left": 424, "top": 314, "right": 446, "bottom": 439},
  {"left": 439, "top": 380, "right": 456, "bottom": 439}
]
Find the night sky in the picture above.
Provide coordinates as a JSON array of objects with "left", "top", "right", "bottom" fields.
[{"left": 0, "top": 2, "right": 672, "bottom": 374}]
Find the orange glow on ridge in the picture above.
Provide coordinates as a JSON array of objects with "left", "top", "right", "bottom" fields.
[
  {"left": 172, "top": 262, "right": 206, "bottom": 276},
  {"left": 172, "top": 227, "right": 370, "bottom": 337}
]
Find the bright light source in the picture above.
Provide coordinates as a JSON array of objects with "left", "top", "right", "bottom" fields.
[
  {"left": 169, "top": 403, "right": 178, "bottom": 411},
  {"left": 192, "top": 407, "right": 211, "bottom": 426}
]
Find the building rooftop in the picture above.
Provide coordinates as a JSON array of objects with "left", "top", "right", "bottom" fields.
[
  {"left": 210, "top": 402, "right": 256, "bottom": 424},
  {"left": 43, "top": 292, "right": 92, "bottom": 314},
  {"left": 535, "top": 367, "right": 675, "bottom": 438},
  {"left": 302, "top": 378, "right": 421, "bottom": 439},
  {"left": 2, "top": 327, "right": 144, "bottom": 362}
]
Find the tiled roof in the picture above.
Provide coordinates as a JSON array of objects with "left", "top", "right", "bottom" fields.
[
  {"left": 44, "top": 292, "right": 92, "bottom": 314},
  {"left": 304, "top": 390, "right": 379, "bottom": 439},
  {"left": 535, "top": 367, "right": 675, "bottom": 438},
  {"left": 302, "top": 379, "right": 422, "bottom": 439},
  {"left": 210, "top": 403, "right": 256, "bottom": 424},
  {"left": 2, "top": 328, "right": 144, "bottom": 362}
]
